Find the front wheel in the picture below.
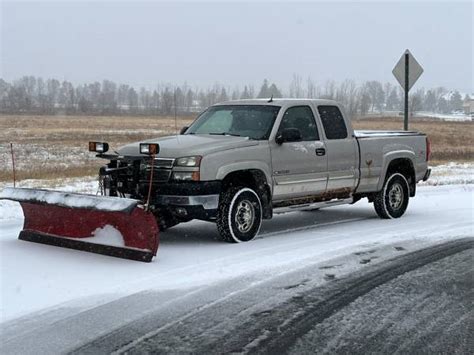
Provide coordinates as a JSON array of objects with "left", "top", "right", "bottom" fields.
[
  {"left": 374, "top": 172, "right": 410, "bottom": 219},
  {"left": 216, "top": 187, "right": 262, "bottom": 243}
]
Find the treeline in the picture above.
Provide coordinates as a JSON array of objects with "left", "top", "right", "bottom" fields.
[{"left": 0, "top": 75, "right": 469, "bottom": 118}]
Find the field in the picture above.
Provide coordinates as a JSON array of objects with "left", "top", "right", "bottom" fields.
[
  {"left": 0, "top": 114, "right": 472, "bottom": 182},
  {"left": 353, "top": 117, "right": 473, "bottom": 163},
  {"left": 0, "top": 115, "right": 194, "bottom": 182}
]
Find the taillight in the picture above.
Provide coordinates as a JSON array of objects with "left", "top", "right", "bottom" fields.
[{"left": 426, "top": 137, "right": 431, "bottom": 161}]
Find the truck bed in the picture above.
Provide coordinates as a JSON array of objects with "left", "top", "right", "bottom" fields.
[{"left": 354, "top": 131, "right": 428, "bottom": 194}]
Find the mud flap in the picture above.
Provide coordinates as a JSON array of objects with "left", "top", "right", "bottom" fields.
[{"left": 0, "top": 188, "right": 159, "bottom": 262}]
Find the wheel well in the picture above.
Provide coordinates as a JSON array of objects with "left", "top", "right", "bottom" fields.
[
  {"left": 222, "top": 169, "right": 273, "bottom": 219},
  {"left": 386, "top": 158, "right": 416, "bottom": 197}
]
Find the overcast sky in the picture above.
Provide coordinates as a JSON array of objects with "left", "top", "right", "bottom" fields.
[{"left": 1, "top": 0, "right": 472, "bottom": 92}]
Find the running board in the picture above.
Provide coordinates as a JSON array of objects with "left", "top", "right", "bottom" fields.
[{"left": 273, "top": 197, "right": 353, "bottom": 214}]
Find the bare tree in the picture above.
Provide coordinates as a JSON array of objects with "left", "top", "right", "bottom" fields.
[
  {"left": 127, "top": 87, "right": 139, "bottom": 113},
  {"left": 289, "top": 74, "right": 304, "bottom": 98},
  {"left": 321, "top": 80, "right": 336, "bottom": 100},
  {"left": 306, "top": 77, "right": 319, "bottom": 98},
  {"left": 161, "top": 87, "right": 174, "bottom": 115}
]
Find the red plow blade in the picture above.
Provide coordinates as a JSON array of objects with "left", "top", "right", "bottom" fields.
[{"left": 1, "top": 188, "right": 159, "bottom": 262}]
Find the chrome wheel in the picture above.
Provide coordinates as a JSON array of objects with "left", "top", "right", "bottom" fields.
[
  {"left": 374, "top": 173, "right": 410, "bottom": 219},
  {"left": 388, "top": 182, "right": 404, "bottom": 210},
  {"left": 234, "top": 200, "right": 255, "bottom": 233}
]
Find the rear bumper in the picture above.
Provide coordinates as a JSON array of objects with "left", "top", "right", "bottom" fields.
[{"left": 422, "top": 168, "right": 431, "bottom": 182}]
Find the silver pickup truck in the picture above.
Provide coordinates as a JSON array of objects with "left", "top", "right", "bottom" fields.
[{"left": 97, "top": 99, "right": 431, "bottom": 242}]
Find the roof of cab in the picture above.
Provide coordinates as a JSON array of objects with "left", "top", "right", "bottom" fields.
[{"left": 214, "top": 98, "right": 339, "bottom": 107}]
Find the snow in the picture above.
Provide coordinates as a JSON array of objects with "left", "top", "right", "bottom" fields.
[
  {"left": 414, "top": 111, "right": 472, "bottom": 122},
  {"left": 0, "top": 187, "right": 139, "bottom": 212},
  {"left": 290, "top": 143, "right": 309, "bottom": 153},
  {"left": 0, "top": 176, "right": 98, "bottom": 195},
  {"left": 0, "top": 163, "right": 472, "bottom": 323},
  {"left": 355, "top": 130, "right": 420, "bottom": 137},
  {"left": 86, "top": 225, "right": 126, "bottom": 247},
  {"left": 0, "top": 182, "right": 473, "bottom": 323},
  {"left": 419, "top": 162, "right": 474, "bottom": 186}
]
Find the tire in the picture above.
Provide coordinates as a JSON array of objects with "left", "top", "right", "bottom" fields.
[
  {"left": 374, "top": 172, "right": 410, "bottom": 219},
  {"left": 216, "top": 187, "right": 263, "bottom": 243}
]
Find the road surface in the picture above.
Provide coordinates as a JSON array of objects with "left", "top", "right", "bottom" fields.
[
  {"left": 2, "top": 239, "right": 472, "bottom": 354},
  {"left": 0, "top": 185, "right": 473, "bottom": 354}
]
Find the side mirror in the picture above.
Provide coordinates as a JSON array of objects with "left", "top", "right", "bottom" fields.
[
  {"left": 275, "top": 128, "right": 302, "bottom": 145},
  {"left": 179, "top": 126, "right": 189, "bottom": 135}
]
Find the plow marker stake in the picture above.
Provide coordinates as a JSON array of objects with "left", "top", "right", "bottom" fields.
[{"left": 1, "top": 188, "right": 159, "bottom": 262}]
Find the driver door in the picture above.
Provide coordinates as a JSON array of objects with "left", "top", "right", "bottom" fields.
[{"left": 270, "top": 105, "right": 328, "bottom": 201}]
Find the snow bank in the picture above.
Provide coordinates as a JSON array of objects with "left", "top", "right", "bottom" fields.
[
  {"left": 0, "top": 187, "right": 139, "bottom": 212},
  {"left": 420, "top": 162, "right": 474, "bottom": 186},
  {"left": 414, "top": 111, "right": 472, "bottom": 122}
]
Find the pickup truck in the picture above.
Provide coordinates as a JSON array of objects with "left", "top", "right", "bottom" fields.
[{"left": 95, "top": 99, "right": 431, "bottom": 242}]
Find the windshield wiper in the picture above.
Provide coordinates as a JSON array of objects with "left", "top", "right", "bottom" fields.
[{"left": 209, "top": 132, "right": 242, "bottom": 137}]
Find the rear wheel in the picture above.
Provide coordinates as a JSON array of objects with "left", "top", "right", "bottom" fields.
[
  {"left": 216, "top": 187, "right": 262, "bottom": 243},
  {"left": 374, "top": 172, "right": 409, "bottom": 219}
]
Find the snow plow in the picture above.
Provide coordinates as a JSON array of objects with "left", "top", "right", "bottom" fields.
[{"left": 0, "top": 187, "right": 159, "bottom": 262}]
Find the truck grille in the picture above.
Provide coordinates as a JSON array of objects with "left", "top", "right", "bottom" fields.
[
  {"left": 142, "top": 168, "right": 172, "bottom": 183},
  {"left": 140, "top": 158, "right": 174, "bottom": 183},
  {"left": 153, "top": 158, "right": 174, "bottom": 168}
]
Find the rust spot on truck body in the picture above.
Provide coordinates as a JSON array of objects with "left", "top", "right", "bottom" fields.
[{"left": 274, "top": 187, "right": 352, "bottom": 208}]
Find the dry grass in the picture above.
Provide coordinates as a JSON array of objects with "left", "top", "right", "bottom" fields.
[
  {"left": 0, "top": 115, "right": 194, "bottom": 181},
  {"left": 352, "top": 117, "right": 473, "bottom": 163},
  {"left": 1, "top": 114, "right": 472, "bottom": 182}
]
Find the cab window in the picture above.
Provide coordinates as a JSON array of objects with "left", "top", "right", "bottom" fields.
[
  {"left": 317, "top": 105, "right": 348, "bottom": 139},
  {"left": 278, "top": 106, "right": 319, "bottom": 141}
]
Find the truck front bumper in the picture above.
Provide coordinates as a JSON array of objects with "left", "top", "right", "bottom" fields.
[
  {"left": 155, "top": 194, "right": 219, "bottom": 210},
  {"left": 148, "top": 181, "right": 221, "bottom": 221}
]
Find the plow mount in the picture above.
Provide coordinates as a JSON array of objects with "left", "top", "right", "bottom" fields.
[{"left": 0, "top": 187, "right": 159, "bottom": 262}]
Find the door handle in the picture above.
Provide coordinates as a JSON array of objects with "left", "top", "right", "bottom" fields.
[{"left": 315, "top": 148, "right": 326, "bottom": 156}]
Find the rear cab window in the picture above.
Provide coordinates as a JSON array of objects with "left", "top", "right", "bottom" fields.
[{"left": 317, "top": 105, "right": 348, "bottom": 140}]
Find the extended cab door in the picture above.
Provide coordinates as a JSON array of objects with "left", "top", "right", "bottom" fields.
[
  {"left": 315, "top": 105, "right": 358, "bottom": 194},
  {"left": 270, "top": 105, "right": 328, "bottom": 201}
]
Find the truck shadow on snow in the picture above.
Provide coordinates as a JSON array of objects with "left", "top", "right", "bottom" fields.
[{"left": 160, "top": 205, "right": 376, "bottom": 245}]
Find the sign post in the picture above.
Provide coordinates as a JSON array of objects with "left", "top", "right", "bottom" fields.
[{"left": 392, "top": 50, "right": 423, "bottom": 130}]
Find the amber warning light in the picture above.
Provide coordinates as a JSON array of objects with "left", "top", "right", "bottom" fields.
[
  {"left": 140, "top": 143, "right": 160, "bottom": 155},
  {"left": 89, "top": 142, "right": 109, "bottom": 153}
]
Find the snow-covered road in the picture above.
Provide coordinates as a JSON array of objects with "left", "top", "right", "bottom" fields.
[{"left": 0, "top": 184, "right": 473, "bottom": 325}]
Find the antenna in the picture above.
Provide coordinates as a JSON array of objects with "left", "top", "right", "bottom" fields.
[
  {"left": 267, "top": 94, "right": 273, "bottom": 103},
  {"left": 174, "top": 87, "right": 178, "bottom": 135}
]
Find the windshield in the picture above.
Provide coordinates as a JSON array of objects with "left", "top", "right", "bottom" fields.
[{"left": 185, "top": 105, "right": 281, "bottom": 140}]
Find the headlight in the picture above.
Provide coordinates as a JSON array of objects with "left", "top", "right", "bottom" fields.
[
  {"left": 175, "top": 156, "right": 202, "bottom": 167},
  {"left": 89, "top": 141, "right": 109, "bottom": 153},
  {"left": 172, "top": 171, "right": 200, "bottom": 181}
]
